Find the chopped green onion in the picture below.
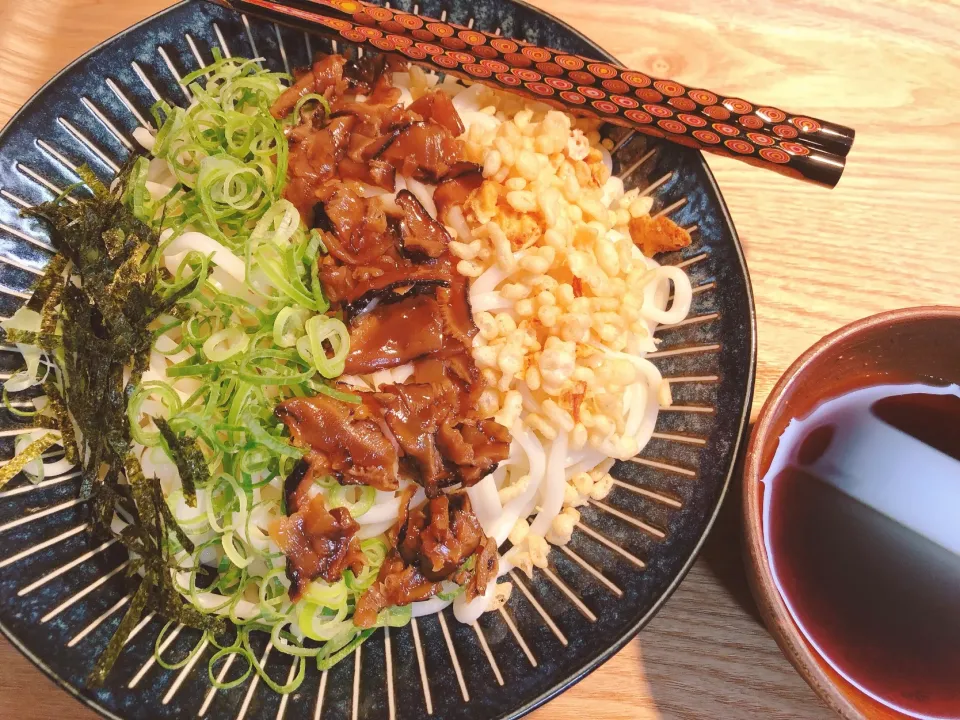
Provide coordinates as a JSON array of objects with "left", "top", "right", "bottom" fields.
[
  {"left": 202, "top": 327, "right": 251, "bottom": 361},
  {"left": 298, "top": 602, "right": 351, "bottom": 642},
  {"left": 273, "top": 306, "right": 312, "bottom": 348},
  {"left": 317, "top": 628, "right": 375, "bottom": 671},
  {"left": 297, "top": 315, "right": 349, "bottom": 379},
  {"left": 303, "top": 578, "right": 349, "bottom": 608},
  {"left": 128, "top": 381, "right": 182, "bottom": 447},
  {"left": 208, "top": 644, "right": 254, "bottom": 690},
  {"left": 328, "top": 484, "right": 376, "bottom": 518},
  {"left": 344, "top": 539, "right": 388, "bottom": 591},
  {"left": 221, "top": 530, "right": 252, "bottom": 569},
  {"left": 377, "top": 603, "right": 412, "bottom": 628},
  {"left": 312, "top": 382, "right": 362, "bottom": 404},
  {"left": 155, "top": 620, "right": 210, "bottom": 670},
  {"left": 289, "top": 93, "right": 331, "bottom": 125}
]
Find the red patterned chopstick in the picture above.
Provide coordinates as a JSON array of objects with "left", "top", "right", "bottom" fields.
[{"left": 208, "top": 0, "right": 852, "bottom": 188}]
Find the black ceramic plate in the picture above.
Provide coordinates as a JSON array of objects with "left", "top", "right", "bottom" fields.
[{"left": 0, "top": 1, "right": 755, "bottom": 719}]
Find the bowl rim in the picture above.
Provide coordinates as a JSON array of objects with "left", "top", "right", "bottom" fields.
[
  {"left": 0, "top": 1, "right": 757, "bottom": 719},
  {"left": 741, "top": 304, "right": 960, "bottom": 720}
]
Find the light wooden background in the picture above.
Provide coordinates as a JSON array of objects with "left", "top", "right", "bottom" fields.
[{"left": 1, "top": 0, "right": 958, "bottom": 717}]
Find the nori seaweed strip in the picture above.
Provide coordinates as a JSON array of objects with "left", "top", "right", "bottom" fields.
[
  {"left": 41, "top": 380, "right": 78, "bottom": 464},
  {"left": 100, "top": 227, "right": 127, "bottom": 260},
  {"left": 124, "top": 453, "right": 159, "bottom": 527},
  {"left": 153, "top": 475, "right": 195, "bottom": 554},
  {"left": 124, "top": 454, "right": 222, "bottom": 630},
  {"left": 0, "top": 433, "right": 58, "bottom": 488},
  {"left": 77, "top": 165, "right": 108, "bottom": 198},
  {"left": 78, "top": 446, "right": 102, "bottom": 501},
  {"left": 39, "top": 277, "right": 64, "bottom": 338},
  {"left": 124, "top": 344, "right": 152, "bottom": 403},
  {"left": 105, "top": 246, "right": 151, "bottom": 310},
  {"left": 103, "top": 362, "right": 132, "bottom": 457},
  {"left": 90, "top": 473, "right": 124, "bottom": 538},
  {"left": 154, "top": 417, "right": 207, "bottom": 508},
  {"left": 25, "top": 253, "right": 67, "bottom": 313},
  {"left": 0, "top": 328, "right": 61, "bottom": 349},
  {"left": 87, "top": 571, "right": 153, "bottom": 687}
]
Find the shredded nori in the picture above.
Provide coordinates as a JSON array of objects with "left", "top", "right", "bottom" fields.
[
  {"left": 0, "top": 433, "right": 58, "bottom": 488},
  {"left": 0, "top": 328, "right": 61, "bottom": 349},
  {"left": 87, "top": 567, "right": 153, "bottom": 687},
  {"left": 154, "top": 417, "right": 208, "bottom": 508},
  {"left": 25, "top": 253, "right": 67, "bottom": 313},
  {"left": 19, "top": 161, "right": 222, "bottom": 686},
  {"left": 41, "top": 381, "right": 79, "bottom": 465}
]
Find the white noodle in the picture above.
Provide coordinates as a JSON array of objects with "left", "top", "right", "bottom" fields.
[
  {"left": 466, "top": 473, "right": 503, "bottom": 536},
  {"left": 453, "top": 579, "right": 496, "bottom": 624},
  {"left": 161, "top": 230, "right": 246, "bottom": 283},
  {"left": 133, "top": 126, "right": 155, "bottom": 151},
  {"left": 470, "top": 292, "right": 514, "bottom": 313},
  {"left": 490, "top": 425, "right": 546, "bottom": 545},
  {"left": 404, "top": 176, "right": 439, "bottom": 220},
  {"left": 470, "top": 263, "right": 511, "bottom": 301},
  {"left": 357, "top": 519, "right": 396, "bottom": 540},
  {"left": 446, "top": 205, "right": 475, "bottom": 243},
  {"left": 641, "top": 265, "right": 693, "bottom": 325},
  {"left": 356, "top": 498, "right": 402, "bottom": 525},
  {"left": 412, "top": 596, "right": 452, "bottom": 617},
  {"left": 528, "top": 430, "right": 568, "bottom": 536}
]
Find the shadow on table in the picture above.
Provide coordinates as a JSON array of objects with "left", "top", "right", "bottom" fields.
[
  {"left": 697, "top": 435, "right": 763, "bottom": 626},
  {"left": 631, "top": 424, "right": 835, "bottom": 719}
]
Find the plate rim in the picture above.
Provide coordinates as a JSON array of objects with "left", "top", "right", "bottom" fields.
[{"left": 0, "top": 1, "right": 758, "bottom": 718}]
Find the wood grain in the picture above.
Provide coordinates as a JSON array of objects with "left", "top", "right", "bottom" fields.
[{"left": 1, "top": 0, "right": 958, "bottom": 717}]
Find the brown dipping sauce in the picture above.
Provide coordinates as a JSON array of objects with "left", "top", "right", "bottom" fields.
[{"left": 765, "top": 388, "right": 960, "bottom": 719}]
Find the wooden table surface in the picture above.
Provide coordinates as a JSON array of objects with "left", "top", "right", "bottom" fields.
[{"left": 1, "top": 0, "right": 958, "bottom": 717}]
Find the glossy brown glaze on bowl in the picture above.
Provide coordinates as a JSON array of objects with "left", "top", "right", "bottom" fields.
[{"left": 743, "top": 306, "right": 960, "bottom": 720}]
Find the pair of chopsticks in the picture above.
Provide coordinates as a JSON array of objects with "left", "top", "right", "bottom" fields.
[{"left": 207, "top": 0, "right": 854, "bottom": 187}]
